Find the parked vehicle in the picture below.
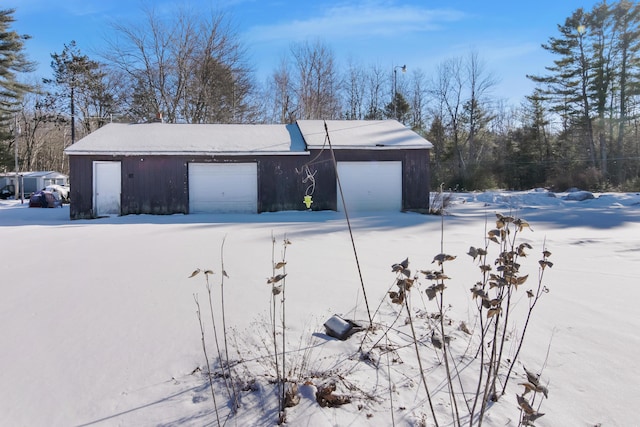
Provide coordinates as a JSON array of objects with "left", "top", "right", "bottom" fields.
[
  {"left": 28, "top": 190, "right": 63, "bottom": 208},
  {"left": 44, "top": 184, "right": 70, "bottom": 202},
  {"left": 0, "top": 184, "right": 15, "bottom": 199}
]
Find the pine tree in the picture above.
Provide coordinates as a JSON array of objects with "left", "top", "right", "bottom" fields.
[
  {"left": 0, "top": 8, "right": 35, "bottom": 159},
  {"left": 384, "top": 91, "right": 411, "bottom": 124},
  {"left": 45, "top": 41, "right": 113, "bottom": 145},
  {"left": 528, "top": 8, "right": 597, "bottom": 169}
]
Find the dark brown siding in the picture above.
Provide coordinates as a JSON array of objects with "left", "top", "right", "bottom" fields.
[
  {"left": 402, "top": 149, "right": 431, "bottom": 212},
  {"left": 258, "top": 157, "right": 315, "bottom": 212},
  {"left": 121, "top": 156, "right": 188, "bottom": 215}
]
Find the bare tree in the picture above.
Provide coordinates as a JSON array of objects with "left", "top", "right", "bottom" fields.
[
  {"left": 16, "top": 86, "right": 69, "bottom": 173},
  {"left": 464, "top": 50, "right": 497, "bottom": 164},
  {"left": 407, "top": 68, "right": 429, "bottom": 131},
  {"left": 364, "top": 63, "right": 386, "bottom": 120},
  {"left": 290, "top": 40, "right": 341, "bottom": 120},
  {"left": 265, "top": 58, "right": 296, "bottom": 124},
  {"left": 343, "top": 58, "right": 366, "bottom": 120},
  {"left": 103, "top": 4, "right": 255, "bottom": 124},
  {"left": 429, "top": 56, "right": 466, "bottom": 177}
]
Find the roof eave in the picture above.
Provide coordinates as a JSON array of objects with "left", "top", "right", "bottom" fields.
[
  {"left": 64, "top": 150, "right": 311, "bottom": 156},
  {"left": 306, "top": 145, "right": 432, "bottom": 150}
]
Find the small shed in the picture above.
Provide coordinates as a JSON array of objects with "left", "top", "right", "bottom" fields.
[{"left": 64, "top": 120, "right": 432, "bottom": 219}]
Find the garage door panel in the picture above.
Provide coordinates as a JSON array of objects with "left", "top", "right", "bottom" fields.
[
  {"left": 337, "top": 161, "right": 402, "bottom": 212},
  {"left": 189, "top": 163, "right": 257, "bottom": 213}
]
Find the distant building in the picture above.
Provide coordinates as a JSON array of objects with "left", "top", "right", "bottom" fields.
[{"left": 0, "top": 171, "right": 68, "bottom": 197}]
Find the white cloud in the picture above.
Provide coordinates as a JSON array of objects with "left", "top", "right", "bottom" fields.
[{"left": 245, "top": 1, "right": 465, "bottom": 44}]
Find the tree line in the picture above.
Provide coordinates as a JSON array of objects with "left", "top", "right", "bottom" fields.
[{"left": 1, "top": 1, "right": 639, "bottom": 191}]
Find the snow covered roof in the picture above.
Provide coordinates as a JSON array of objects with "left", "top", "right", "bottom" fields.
[
  {"left": 64, "top": 120, "right": 432, "bottom": 156},
  {"left": 64, "top": 123, "right": 308, "bottom": 156},
  {"left": 297, "top": 120, "right": 433, "bottom": 150}
]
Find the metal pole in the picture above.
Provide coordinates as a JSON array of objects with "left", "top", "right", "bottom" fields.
[
  {"left": 392, "top": 65, "right": 406, "bottom": 121},
  {"left": 14, "top": 114, "right": 20, "bottom": 202},
  {"left": 71, "top": 83, "right": 75, "bottom": 145},
  {"left": 393, "top": 68, "right": 397, "bottom": 119}
]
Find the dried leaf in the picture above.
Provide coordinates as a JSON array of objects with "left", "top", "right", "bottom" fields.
[
  {"left": 272, "top": 285, "right": 282, "bottom": 295},
  {"left": 274, "top": 261, "right": 287, "bottom": 269},
  {"left": 389, "top": 290, "right": 404, "bottom": 305},
  {"left": 470, "top": 285, "right": 488, "bottom": 300},
  {"left": 467, "top": 246, "right": 478, "bottom": 260},
  {"left": 400, "top": 257, "right": 409, "bottom": 269},
  {"left": 459, "top": 321, "right": 472, "bottom": 335},
  {"left": 479, "top": 264, "right": 492, "bottom": 273},
  {"left": 392, "top": 258, "right": 409, "bottom": 273},
  {"left": 538, "top": 260, "right": 554, "bottom": 269},
  {"left": 267, "top": 274, "right": 287, "bottom": 284},
  {"left": 542, "top": 250, "right": 552, "bottom": 258},
  {"left": 526, "top": 289, "right": 534, "bottom": 298},
  {"left": 487, "top": 307, "right": 502, "bottom": 318},
  {"left": 222, "top": 270, "right": 229, "bottom": 278},
  {"left": 204, "top": 270, "right": 214, "bottom": 275},
  {"left": 536, "top": 384, "right": 549, "bottom": 398},
  {"left": 432, "top": 253, "right": 456, "bottom": 265},
  {"left": 516, "top": 394, "right": 536, "bottom": 415},
  {"left": 502, "top": 215, "right": 515, "bottom": 223},
  {"left": 515, "top": 219, "right": 532, "bottom": 231},
  {"left": 396, "top": 278, "right": 414, "bottom": 291},
  {"left": 488, "top": 229, "right": 502, "bottom": 238},
  {"left": 524, "top": 366, "right": 540, "bottom": 386},
  {"left": 188, "top": 269, "right": 201, "bottom": 278},
  {"left": 519, "top": 382, "right": 537, "bottom": 395},
  {"left": 523, "top": 412, "right": 545, "bottom": 423}
]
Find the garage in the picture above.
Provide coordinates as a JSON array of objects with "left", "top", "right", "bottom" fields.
[
  {"left": 65, "top": 121, "right": 432, "bottom": 219},
  {"left": 336, "top": 161, "right": 402, "bottom": 212},
  {"left": 189, "top": 163, "right": 258, "bottom": 213}
]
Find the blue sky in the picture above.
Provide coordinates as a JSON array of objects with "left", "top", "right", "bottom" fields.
[{"left": 12, "top": 0, "right": 602, "bottom": 105}]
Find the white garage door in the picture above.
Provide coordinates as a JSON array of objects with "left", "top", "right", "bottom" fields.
[
  {"left": 189, "top": 163, "right": 258, "bottom": 213},
  {"left": 336, "top": 161, "right": 402, "bottom": 212}
]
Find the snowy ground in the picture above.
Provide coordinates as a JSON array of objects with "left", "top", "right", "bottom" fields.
[{"left": 1, "top": 189, "right": 639, "bottom": 426}]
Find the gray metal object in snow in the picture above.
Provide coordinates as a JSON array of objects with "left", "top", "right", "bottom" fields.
[{"left": 323, "top": 315, "right": 361, "bottom": 340}]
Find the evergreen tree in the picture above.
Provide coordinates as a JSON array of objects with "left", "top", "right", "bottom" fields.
[
  {"left": 45, "top": 41, "right": 112, "bottom": 145},
  {"left": 528, "top": 1, "right": 640, "bottom": 185},
  {"left": 384, "top": 91, "right": 410, "bottom": 124},
  {"left": 528, "top": 7, "right": 597, "bottom": 168},
  {"left": 612, "top": 0, "right": 640, "bottom": 183},
  {"left": 0, "top": 8, "right": 35, "bottom": 168}
]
